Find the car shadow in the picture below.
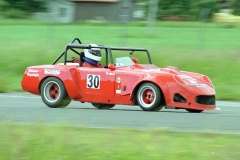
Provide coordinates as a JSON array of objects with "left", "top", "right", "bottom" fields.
[{"left": 66, "top": 106, "right": 220, "bottom": 114}]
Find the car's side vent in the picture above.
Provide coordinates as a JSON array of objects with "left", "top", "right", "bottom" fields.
[
  {"left": 196, "top": 95, "right": 215, "bottom": 105},
  {"left": 173, "top": 93, "right": 187, "bottom": 103}
]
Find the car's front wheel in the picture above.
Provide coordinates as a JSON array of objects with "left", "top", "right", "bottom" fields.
[
  {"left": 40, "top": 77, "right": 71, "bottom": 108},
  {"left": 91, "top": 103, "right": 115, "bottom": 109},
  {"left": 137, "top": 83, "right": 163, "bottom": 111}
]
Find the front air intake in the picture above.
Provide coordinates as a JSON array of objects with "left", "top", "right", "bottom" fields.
[
  {"left": 174, "top": 93, "right": 187, "bottom": 103},
  {"left": 196, "top": 96, "right": 215, "bottom": 105}
]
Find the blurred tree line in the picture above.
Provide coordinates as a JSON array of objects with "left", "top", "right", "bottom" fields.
[
  {"left": 0, "top": 0, "right": 239, "bottom": 20},
  {"left": 0, "top": 0, "right": 46, "bottom": 19},
  {"left": 152, "top": 0, "right": 240, "bottom": 21}
]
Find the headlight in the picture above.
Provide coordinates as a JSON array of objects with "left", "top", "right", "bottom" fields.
[{"left": 202, "top": 75, "right": 213, "bottom": 87}]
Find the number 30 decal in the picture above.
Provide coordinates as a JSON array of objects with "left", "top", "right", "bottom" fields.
[{"left": 87, "top": 74, "right": 100, "bottom": 89}]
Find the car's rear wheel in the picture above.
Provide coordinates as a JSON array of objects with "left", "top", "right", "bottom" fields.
[
  {"left": 92, "top": 103, "right": 115, "bottom": 109},
  {"left": 185, "top": 109, "right": 203, "bottom": 113},
  {"left": 137, "top": 83, "right": 163, "bottom": 111},
  {"left": 40, "top": 77, "right": 71, "bottom": 108}
]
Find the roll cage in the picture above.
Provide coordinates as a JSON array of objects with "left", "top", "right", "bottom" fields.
[{"left": 52, "top": 38, "right": 152, "bottom": 66}]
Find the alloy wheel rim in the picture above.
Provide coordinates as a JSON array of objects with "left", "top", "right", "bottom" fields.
[
  {"left": 44, "top": 81, "right": 61, "bottom": 102},
  {"left": 139, "top": 86, "right": 156, "bottom": 108}
]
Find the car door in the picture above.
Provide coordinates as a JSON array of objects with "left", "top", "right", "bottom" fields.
[{"left": 77, "top": 67, "right": 115, "bottom": 103}]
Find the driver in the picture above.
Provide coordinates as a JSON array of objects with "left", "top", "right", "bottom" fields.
[{"left": 82, "top": 44, "right": 103, "bottom": 68}]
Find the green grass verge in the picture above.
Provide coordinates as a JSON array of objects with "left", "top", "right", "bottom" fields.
[
  {"left": 0, "top": 20, "right": 240, "bottom": 100},
  {"left": 0, "top": 124, "right": 240, "bottom": 160}
]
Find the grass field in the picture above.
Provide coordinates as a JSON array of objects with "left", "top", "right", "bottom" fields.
[
  {"left": 0, "top": 19, "right": 240, "bottom": 160},
  {"left": 0, "top": 20, "right": 240, "bottom": 100},
  {"left": 1, "top": 124, "right": 240, "bottom": 160}
]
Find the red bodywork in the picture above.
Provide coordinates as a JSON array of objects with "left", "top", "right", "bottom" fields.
[
  {"left": 21, "top": 39, "right": 218, "bottom": 111},
  {"left": 21, "top": 63, "right": 217, "bottom": 111}
]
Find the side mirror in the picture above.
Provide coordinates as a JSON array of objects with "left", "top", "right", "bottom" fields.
[
  {"left": 132, "top": 57, "right": 138, "bottom": 63},
  {"left": 108, "top": 63, "right": 116, "bottom": 71}
]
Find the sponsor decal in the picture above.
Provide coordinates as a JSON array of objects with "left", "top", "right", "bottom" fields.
[
  {"left": 191, "top": 84, "right": 206, "bottom": 88},
  {"left": 28, "top": 69, "right": 38, "bottom": 73},
  {"left": 27, "top": 68, "right": 39, "bottom": 77},
  {"left": 27, "top": 73, "right": 39, "bottom": 77},
  {"left": 106, "top": 72, "right": 115, "bottom": 76},
  {"left": 174, "top": 74, "right": 203, "bottom": 86},
  {"left": 178, "top": 75, "right": 198, "bottom": 84},
  {"left": 116, "top": 90, "right": 121, "bottom": 94},
  {"left": 44, "top": 69, "right": 60, "bottom": 75},
  {"left": 188, "top": 79, "right": 197, "bottom": 84},
  {"left": 117, "top": 77, "right": 121, "bottom": 83},
  {"left": 178, "top": 75, "right": 191, "bottom": 79}
]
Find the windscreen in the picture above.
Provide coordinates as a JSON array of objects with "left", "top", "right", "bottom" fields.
[{"left": 115, "top": 57, "right": 135, "bottom": 67}]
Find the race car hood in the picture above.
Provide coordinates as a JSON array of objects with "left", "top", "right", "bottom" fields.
[
  {"left": 159, "top": 66, "right": 214, "bottom": 93},
  {"left": 126, "top": 64, "right": 215, "bottom": 95}
]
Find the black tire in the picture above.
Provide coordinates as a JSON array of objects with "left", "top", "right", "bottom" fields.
[
  {"left": 137, "top": 83, "right": 163, "bottom": 111},
  {"left": 40, "top": 77, "right": 71, "bottom": 108},
  {"left": 186, "top": 109, "right": 203, "bottom": 113},
  {"left": 92, "top": 103, "right": 115, "bottom": 109}
]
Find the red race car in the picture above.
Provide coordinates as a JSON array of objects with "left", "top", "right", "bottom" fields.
[{"left": 21, "top": 38, "right": 219, "bottom": 113}]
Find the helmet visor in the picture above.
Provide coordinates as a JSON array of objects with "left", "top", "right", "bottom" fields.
[{"left": 89, "top": 49, "right": 101, "bottom": 57}]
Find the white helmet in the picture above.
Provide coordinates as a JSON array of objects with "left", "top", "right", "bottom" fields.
[{"left": 84, "top": 44, "right": 101, "bottom": 62}]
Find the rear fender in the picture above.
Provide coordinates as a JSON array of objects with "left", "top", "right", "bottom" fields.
[{"left": 38, "top": 68, "right": 81, "bottom": 99}]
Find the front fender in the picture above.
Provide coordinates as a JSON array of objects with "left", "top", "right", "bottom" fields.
[{"left": 130, "top": 73, "right": 173, "bottom": 104}]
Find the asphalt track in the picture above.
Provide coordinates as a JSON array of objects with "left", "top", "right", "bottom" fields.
[{"left": 0, "top": 93, "right": 240, "bottom": 134}]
